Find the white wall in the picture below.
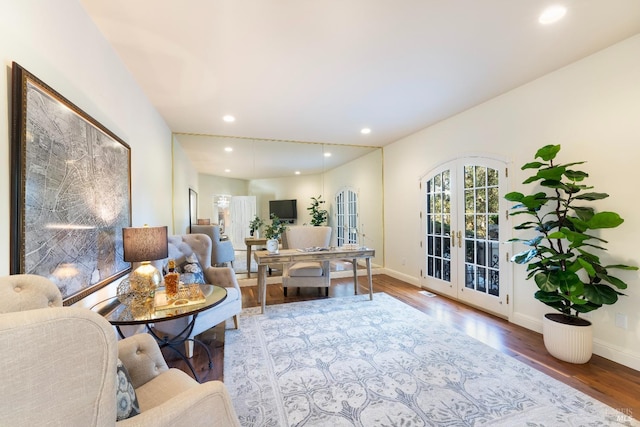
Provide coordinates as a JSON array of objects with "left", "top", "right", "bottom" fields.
[
  {"left": 383, "top": 35, "right": 640, "bottom": 369},
  {"left": 0, "top": 1, "right": 194, "bottom": 308}
]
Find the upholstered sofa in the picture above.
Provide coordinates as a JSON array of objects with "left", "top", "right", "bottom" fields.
[
  {"left": 281, "top": 226, "right": 332, "bottom": 296},
  {"left": 151, "top": 234, "right": 242, "bottom": 358},
  {"left": 0, "top": 274, "right": 241, "bottom": 426}
]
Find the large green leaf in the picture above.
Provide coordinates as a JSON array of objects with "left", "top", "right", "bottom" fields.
[
  {"left": 522, "top": 161, "right": 547, "bottom": 170},
  {"left": 595, "top": 273, "right": 628, "bottom": 290},
  {"left": 504, "top": 192, "right": 524, "bottom": 202},
  {"left": 583, "top": 283, "right": 619, "bottom": 305},
  {"left": 537, "top": 167, "right": 565, "bottom": 181},
  {"left": 576, "top": 257, "right": 596, "bottom": 276},
  {"left": 564, "top": 169, "right": 588, "bottom": 181},
  {"left": 535, "top": 144, "right": 560, "bottom": 161},
  {"left": 587, "top": 212, "right": 624, "bottom": 229},
  {"left": 575, "top": 192, "right": 609, "bottom": 201},
  {"left": 571, "top": 206, "right": 595, "bottom": 221},
  {"left": 534, "top": 272, "right": 557, "bottom": 292}
]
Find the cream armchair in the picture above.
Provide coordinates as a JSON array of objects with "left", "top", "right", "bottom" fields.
[
  {"left": 281, "top": 226, "right": 332, "bottom": 296},
  {"left": 0, "top": 274, "right": 240, "bottom": 427},
  {"left": 151, "top": 234, "right": 242, "bottom": 358}
]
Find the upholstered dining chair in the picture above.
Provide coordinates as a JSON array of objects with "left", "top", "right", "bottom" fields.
[
  {"left": 281, "top": 226, "right": 332, "bottom": 296},
  {"left": 151, "top": 234, "right": 242, "bottom": 358},
  {"left": 0, "top": 274, "right": 241, "bottom": 427},
  {"left": 190, "top": 224, "right": 235, "bottom": 267}
]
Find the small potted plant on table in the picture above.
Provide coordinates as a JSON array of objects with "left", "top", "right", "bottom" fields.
[
  {"left": 249, "top": 215, "right": 264, "bottom": 238},
  {"left": 264, "top": 214, "right": 287, "bottom": 253}
]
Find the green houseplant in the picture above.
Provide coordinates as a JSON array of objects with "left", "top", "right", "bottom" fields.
[
  {"left": 307, "top": 195, "right": 328, "bottom": 226},
  {"left": 249, "top": 215, "right": 264, "bottom": 237},
  {"left": 506, "top": 144, "right": 637, "bottom": 363},
  {"left": 264, "top": 214, "right": 287, "bottom": 253}
]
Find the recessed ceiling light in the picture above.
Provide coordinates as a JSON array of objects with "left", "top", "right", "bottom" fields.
[
  {"left": 224, "top": 147, "right": 233, "bottom": 152},
  {"left": 361, "top": 128, "right": 371, "bottom": 134},
  {"left": 224, "top": 168, "right": 231, "bottom": 173},
  {"left": 324, "top": 152, "right": 331, "bottom": 158},
  {"left": 223, "top": 115, "right": 235, "bottom": 122},
  {"left": 539, "top": 5, "right": 567, "bottom": 25},
  {"left": 295, "top": 171, "right": 301, "bottom": 175}
]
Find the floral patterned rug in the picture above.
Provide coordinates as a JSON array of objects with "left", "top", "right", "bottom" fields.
[{"left": 224, "top": 293, "right": 637, "bottom": 426}]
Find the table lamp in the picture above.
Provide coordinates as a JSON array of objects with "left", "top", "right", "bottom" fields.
[{"left": 122, "top": 225, "right": 168, "bottom": 294}]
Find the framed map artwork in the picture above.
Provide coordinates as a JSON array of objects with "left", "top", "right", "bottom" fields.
[{"left": 10, "top": 62, "right": 132, "bottom": 305}]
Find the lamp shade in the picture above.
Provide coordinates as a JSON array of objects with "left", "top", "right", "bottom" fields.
[{"left": 122, "top": 226, "right": 168, "bottom": 263}]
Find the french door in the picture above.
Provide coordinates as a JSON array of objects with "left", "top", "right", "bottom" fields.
[
  {"left": 335, "top": 188, "right": 358, "bottom": 246},
  {"left": 422, "top": 158, "right": 509, "bottom": 317}
]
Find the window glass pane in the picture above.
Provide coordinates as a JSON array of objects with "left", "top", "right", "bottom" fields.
[
  {"left": 476, "top": 241, "right": 486, "bottom": 266},
  {"left": 476, "top": 267, "right": 487, "bottom": 293},
  {"left": 443, "top": 260, "right": 451, "bottom": 281},
  {"left": 465, "top": 214, "right": 475, "bottom": 239},
  {"left": 434, "top": 173, "right": 441, "bottom": 192},
  {"left": 488, "top": 270, "right": 499, "bottom": 296},
  {"left": 465, "top": 189, "right": 474, "bottom": 213},
  {"left": 475, "top": 189, "right": 486, "bottom": 213},
  {"left": 487, "top": 168, "right": 499, "bottom": 186},
  {"left": 476, "top": 214, "right": 486, "bottom": 239},
  {"left": 465, "top": 264, "right": 475, "bottom": 288},
  {"left": 464, "top": 166, "right": 474, "bottom": 189},
  {"left": 465, "top": 238, "right": 474, "bottom": 263},
  {"left": 488, "top": 215, "right": 499, "bottom": 241},
  {"left": 427, "top": 235, "right": 434, "bottom": 255},
  {"left": 488, "top": 187, "right": 499, "bottom": 213},
  {"left": 442, "top": 170, "right": 450, "bottom": 191},
  {"left": 435, "top": 215, "right": 442, "bottom": 235},
  {"left": 435, "top": 236, "right": 442, "bottom": 257},
  {"left": 475, "top": 166, "right": 486, "bottom": 187}
]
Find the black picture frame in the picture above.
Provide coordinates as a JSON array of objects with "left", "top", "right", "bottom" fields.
[{"left": 10, "top": 62, "right": 132, "bottom": 305}]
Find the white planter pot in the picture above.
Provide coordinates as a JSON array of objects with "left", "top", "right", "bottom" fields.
[
  {"left": 542, "top": 313, "right": 593, "bottom": 364},
  {"left": 266, "top": 238, "right": 279, "bottom": 254}
]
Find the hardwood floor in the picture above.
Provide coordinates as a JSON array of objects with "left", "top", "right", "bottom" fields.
[{"left": 164, "top": 274, "right": 640, "bottom": 422}]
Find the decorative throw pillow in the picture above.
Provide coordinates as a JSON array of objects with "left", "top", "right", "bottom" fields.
[
  {"left": 176, "top": 253, "right": 206, "bottom": 284},
  {"left": 116, "top": 358, "right": 140, "bottom": 421}
]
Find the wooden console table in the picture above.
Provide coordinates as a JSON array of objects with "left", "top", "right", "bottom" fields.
[
  {"left": 254, "top": 247, "right": 375, "bottom": 313},
  {"left": 244, "top": 237, "right": 267, "bottom": 277}
]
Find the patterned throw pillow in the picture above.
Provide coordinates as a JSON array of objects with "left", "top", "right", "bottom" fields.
[
  {"left": 116, "top": 358, "right": 140, "bottom": 421},
  {"left": 176, "top": 253, "right": 206, "bottom": 284}
]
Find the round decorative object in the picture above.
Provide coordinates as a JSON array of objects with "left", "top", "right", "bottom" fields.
[
  {"left": 116, "top": 279, "right": 147, "bottom": 306},
  {"left": 543, "top": 313, "right": 593, "bottom": 364},
  {"left": 266, "top": 238, "right": 279, "bottom": 253}
]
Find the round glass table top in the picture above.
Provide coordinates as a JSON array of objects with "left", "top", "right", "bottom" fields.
[{"left": 90, "top": 284, "right": 227, "bottom": 325}]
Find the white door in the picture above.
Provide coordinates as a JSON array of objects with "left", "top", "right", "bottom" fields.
[
  {"left": 228, "top": 196, "right": 256, "bottom": 250},
  {"left": 335, "top": 188, "right": 358, "bottom": 246},
  {"left": 422, "top": 158, "right": 509, "bottom": 317}
]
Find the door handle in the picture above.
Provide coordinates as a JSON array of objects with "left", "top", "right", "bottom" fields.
[
  {"left": 450, "top": 231, "right": 455, "bottom": 247},
  {"left": 457, "top": 230, "right": 462, "bottom": 248}
]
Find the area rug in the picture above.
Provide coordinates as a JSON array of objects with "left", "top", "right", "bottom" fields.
[{"left": 224, "top": 293, "right": 637, "bottom": 426}]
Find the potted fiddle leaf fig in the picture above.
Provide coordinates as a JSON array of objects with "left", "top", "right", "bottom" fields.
[
  {"left": 506, "top": 144, "right": 637, "bottom": 363},
  {"left": 307, "top": 195, "right": 328, "bottom": 226}
]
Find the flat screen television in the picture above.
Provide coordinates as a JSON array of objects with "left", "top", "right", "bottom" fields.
[{"left": 269, "top": 199, "right": 297, "bottom": 223}]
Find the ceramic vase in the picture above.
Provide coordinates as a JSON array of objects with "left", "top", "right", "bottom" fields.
[{"left": 266, "top": 238, "right": 279, "bottom": 253}]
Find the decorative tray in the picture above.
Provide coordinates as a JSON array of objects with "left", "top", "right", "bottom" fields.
[{"left": 154, "top": 286, "right": 205, "bottom": 310}]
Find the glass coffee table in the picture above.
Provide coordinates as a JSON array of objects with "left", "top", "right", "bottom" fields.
[{"left": 91, "top": 284, "right": 227, "bottom": 382}]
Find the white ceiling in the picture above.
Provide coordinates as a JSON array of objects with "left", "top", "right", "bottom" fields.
[{"left": 80, "top": 0, "right": 640, "bottom": 177}]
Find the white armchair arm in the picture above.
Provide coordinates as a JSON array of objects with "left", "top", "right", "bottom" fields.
[{"left": 116, "top": 379, "right": 241, "bottom": 427}]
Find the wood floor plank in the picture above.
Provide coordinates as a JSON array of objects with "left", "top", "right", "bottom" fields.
[{"left": 164, "top": 274, "right": 640, "bottom": 421}]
